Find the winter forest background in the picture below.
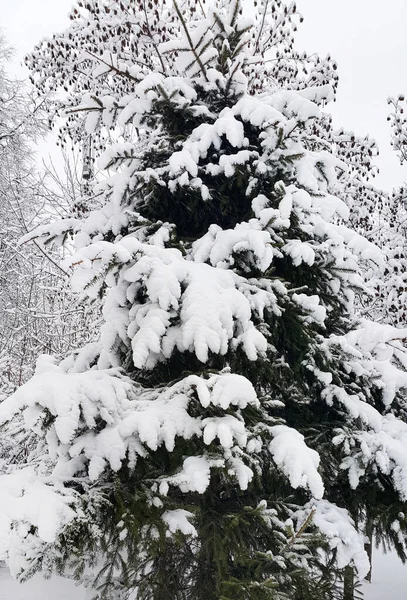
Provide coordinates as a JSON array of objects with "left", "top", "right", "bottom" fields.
[{"left": 0, "top": 1, "right": 407, "bottom": 599}]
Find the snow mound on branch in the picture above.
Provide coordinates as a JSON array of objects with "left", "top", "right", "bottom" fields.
[
  {"left": 0, "top": 364, "right": 134, "bottom": 447},
  {"left": 333, "top": 320, "right": 407, "bottom": 407},
  {"left": 192, "top": 222, "right": 275, "bottom": 271},
  {"left": 0, "top": 468, "right": 79, "bottom": 575},
  {"left": 0, "top": 366, "right": 260, "bottom": 486},
  {"left": 270, "top": 425, "right": 324, "bottom": 499},
  {"left": 321, "top": 323, "right": 407, "bottom": 496},
  {"left": 66, "top": 237, "right": 273, "bottom": 368},
  {"left": 169, "top": 109, "right": 246, "bottom": 177},
  {"left": 297, "top": 500, "right": 370, "bottom": 577},
  {"left": 162, "top": 509, "right": 197, "bottom": 537},
  {"left": 162, "top": 456, "right": 224, "bottom": 494},
  {"left": 336, "top": 413, "right": 407, "bottom": 497}
]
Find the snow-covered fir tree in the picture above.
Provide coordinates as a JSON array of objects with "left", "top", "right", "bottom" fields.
[{"left": 2, "top": 1, "right": 407, "bottom": 599}]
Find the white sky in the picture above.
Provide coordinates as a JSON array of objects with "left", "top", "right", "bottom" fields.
[
  {"left": 296, "top": 0, "right": 407, "bottom": 190},
  {"left": 2, "top": 0, "right": 407, "bottom": 190}
]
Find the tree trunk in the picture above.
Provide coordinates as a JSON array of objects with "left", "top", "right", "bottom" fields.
[
  {"left": 364, "top": 517, "right": 374, "bottom": 583},
  {"left": 343, "top": 565, "right": 354, "bottom": 600}
]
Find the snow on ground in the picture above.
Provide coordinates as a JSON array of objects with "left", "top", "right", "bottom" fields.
[
  {"left": 362, "top": 547, "right": 406, "bottom": 600},
  {"left": 0, "top": 567, "right": 86, "bottom": 600}
]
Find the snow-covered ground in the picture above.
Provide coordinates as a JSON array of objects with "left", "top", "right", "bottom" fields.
[
  {"left": 0, "top": 568, "right": 86, "bottom": 600},
  {"left": 0, "top": 548, "right": 405, "bottom": 599},
  {"left": 362, "top": 547, "right": 407, "bottom": 600}
]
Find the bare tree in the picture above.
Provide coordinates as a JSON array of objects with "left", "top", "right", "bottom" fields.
[{"left": 0, "top": 36, "right": 98, "bottom": 393}]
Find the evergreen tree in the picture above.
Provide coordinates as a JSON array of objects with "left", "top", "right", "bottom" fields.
[{"left": 2, "top": 2, "right": 407, "bottom": 599}]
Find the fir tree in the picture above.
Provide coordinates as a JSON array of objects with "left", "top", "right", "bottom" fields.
[{"left": 2, "top": 2, "right": 407, "bottom": 599}]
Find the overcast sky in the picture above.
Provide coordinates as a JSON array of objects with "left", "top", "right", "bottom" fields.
[{"left": 2, "top": 0, "right": 406, "bottom": 191}]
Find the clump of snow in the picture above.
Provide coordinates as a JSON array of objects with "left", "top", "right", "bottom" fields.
[
  {"left": 0, "top": 469, "right": 80, "bottom": 575},
  {"left": 270, "top": 425, "right": 324, "bottom": 499},
  {"left": 162, "top": 509, "right": 197, "bottom": 537},
  {"left": 297, "top": 500, "right": 370, "bottom": 576}
]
